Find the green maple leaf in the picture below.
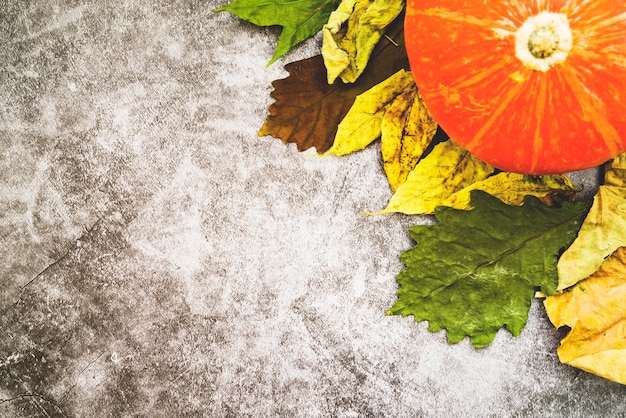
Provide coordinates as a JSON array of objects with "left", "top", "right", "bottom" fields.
[
  {"left": 388, "top": 190, "right": 591, "bottom": 348},
  {"left": 214, "top": 0, "right": 341, "bottom": 65}
]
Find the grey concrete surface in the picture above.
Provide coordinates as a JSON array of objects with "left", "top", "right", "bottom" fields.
[{"left": 1, "top": 1, "right": 625, "bottom": 417}]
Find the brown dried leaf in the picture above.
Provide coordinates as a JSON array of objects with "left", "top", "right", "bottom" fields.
[{"left": 258, "top": 12, "right": 408, "bottom": 153}]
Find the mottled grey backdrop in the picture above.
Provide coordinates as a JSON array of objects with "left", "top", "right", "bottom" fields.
[{"left": 1, "top": 1, "right": 624, "bottom": 417}]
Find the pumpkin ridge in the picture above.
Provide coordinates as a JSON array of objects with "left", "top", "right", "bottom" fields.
[
  {"left": 572, "top": 10, "right": 626, "bottom": 33},
  {"left": 450, "top": 59, "right": 514, "bottom": 91},
  {"left": 464, "top": 81, "right": 526, "bottom": 152},
  {"left": 570, "top": 10, "right": 626, "bottom": 50},
  {"left": 560, "top": 66, "right": 621, "bottom": 156},
  {"left": 530, "top": 74, "right": 549, "bottom": 173},
  {"left": 409, "top": 8, "right": 510, "bottom": 31}
]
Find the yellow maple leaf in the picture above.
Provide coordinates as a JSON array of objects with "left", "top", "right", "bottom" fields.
[
  {"left": 544, "top": 246, "right": 626, "bottom": 385},
  {"left": 557, "top": 152, "right": 626, "bottom": 290},
  {"left": 370, "top": 140, "right": 494, "bottom": 215},
  {"left": 441, "top": 172, "right": 578, "bottom": 210},
  {"left": 322, "top": 0, "right": 404, "bottom": 84},
  {"left": 322, "top": 69, "right": 414, "bottom": 156},
  {"left": 381, "top": 87, "right": 438, "bottom": 192}
]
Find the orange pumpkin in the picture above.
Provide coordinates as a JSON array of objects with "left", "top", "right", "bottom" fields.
[{"left": 404, "top": 0, "right": 626, "bottom": 174}]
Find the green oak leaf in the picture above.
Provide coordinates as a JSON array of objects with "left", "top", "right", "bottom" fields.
[
  {"left": 214, "top": 0, "right": 341, "bottom": 65},
  {"left": 388, "top": 190, "right": 591, "bottom": 348}
]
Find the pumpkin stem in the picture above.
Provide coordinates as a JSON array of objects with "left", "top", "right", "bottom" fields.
[
  {"left": 528, "top": 27, "right": 558, "bottom": 59},
  {"left": 515, "top": 12, "right": 572, "bottom": 72}
]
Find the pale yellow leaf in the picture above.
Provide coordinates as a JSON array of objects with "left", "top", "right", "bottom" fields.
[
  {"left": 322, "top": 0, "right": 404, "bottom": 84},
  {"left": 557, "top": 152, "right": 626, "bottom": 290},
  {"left": 370, "top": 140, "right": 494, "bottom": 215},
  {"left": 381, "top": 87, "right": 438, "bottom": 192},
  {"left": 321, "top": 0, "right": 357, "bottom": 84},
  {"left": 544, "top": 246, "right": 626, "bottom": 385},
  {"left": 322, "top": 69, "right": 414, "bottom": 156},
  {"left": 441, "top": 173, "right": 578, "bottom": 210}
]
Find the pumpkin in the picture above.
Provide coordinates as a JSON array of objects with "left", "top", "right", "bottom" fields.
[{"left": 404, "top": 0, "right": 626, "bottom": 174}]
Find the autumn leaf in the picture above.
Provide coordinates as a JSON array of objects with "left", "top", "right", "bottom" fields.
[
  {"left": 381, "top": 87, "right": 438, "bottom": 192},
  {"left": 374, "top": 140, "right": 578, "bottom": 214},
  {"left": 604, "top": 152, "right": 626, "bottom": 188},
  {"left": 259, "top": 13, "right": 409, "bottom": 153},
  {"left": 544, "top": 246, "right": 626, "bottom": 385},
  {"left": 322, "top": 0, "right": 404, "bottom": 84},
  {"left": 388, "top": 191, "right": 591, "bottom": 348},
  {"left": 214, "top": 0, "right": 340, "bottom": 65},
  {"left": 323, "top": 69, "right": 415, "bottom": 156},
  {"left": 557, "top": 152, "right": 626, "bottom": 290},
  {"left": 371, "top": 140, "right": 494, "bottom": 215},
  {"left": 441, "top": 172, "right": 579, "bottom": 210}
]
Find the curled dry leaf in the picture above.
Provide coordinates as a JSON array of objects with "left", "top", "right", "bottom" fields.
[
  {"left": 322, "top": 0, "right": 404, "bottom": 84},
  {"left": 604, "top": 152, "right": 626, "bottom": 188},
  {"left": 323, "top": 69, "right": 415, "bottom": 156},
  {"left": 381, "top": 87, "right": 438, "bottom": 192},
  {"left": 441, "top": 172, "right": 578, "bottom": 210},
  {"left": 544, "top": 246, "right": 626, "bottom": 385},
  {"left": 370, "top": 140, "right": 494, "bottom": 215},
  {"left": 557, "top": 152, "right": 626, "bottom": 290},
  {"left": 374, "top": 141, "right": 579, "bottom": 215}
]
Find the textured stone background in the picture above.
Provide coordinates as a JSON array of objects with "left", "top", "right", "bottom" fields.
[{"left": 1, "top": 1, "right": 625, "bottom": 417}]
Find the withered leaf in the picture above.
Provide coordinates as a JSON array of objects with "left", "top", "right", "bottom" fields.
[
  {"left": 370, "top": 140, "right": 494, "bottom": 215},
  {"left": 381, "top": 87, "right": 438, "bottom": 192},
  {"left": 322, "top": 69, "right": 415, "bottom": 156},
  {"left": 557, "top": 152, "right": 626, "bottom": 290},
  {"left": 322, "top": 0, "right": 404, "bottom": 84},
  {"left": 441, "top": 173, "right": 579, "bottom": 210},
  {"left": 258, "top": 12, "right": 409, "bottom": 153},
  {"left": 545, "top": 246, "right": 626, "bottom": 385}
]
